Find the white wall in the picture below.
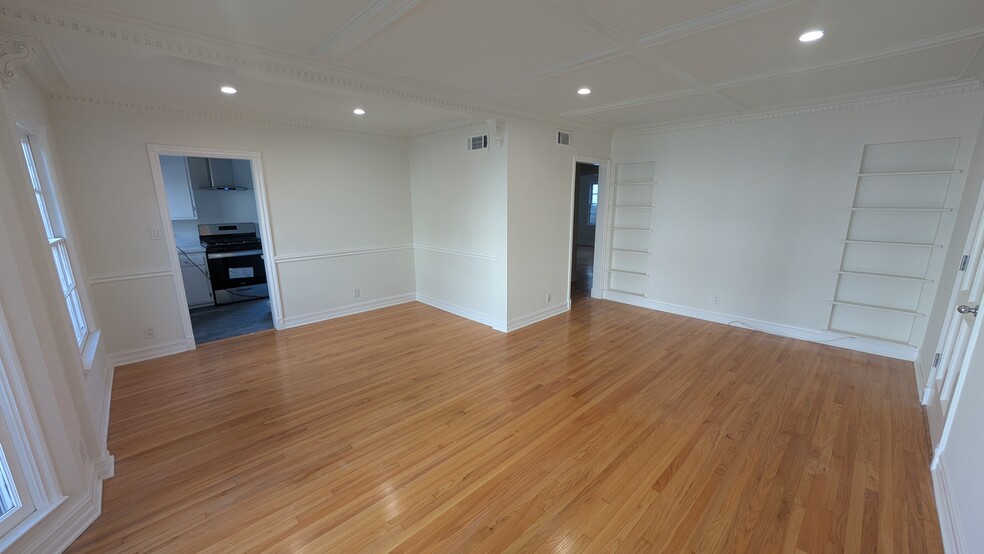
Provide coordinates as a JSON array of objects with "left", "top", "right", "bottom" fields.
[
  {"left": 506, "top": 121, "right": 611, "bottom": 327},
  {"left": 611, "top": 91, "right": 984, "bottom": 354},
  {"left": 47, "top": 99, "right": 417, "bottom": 356},
  {"left": 409, "top": 123, "right": 508, "bottom": 327}
]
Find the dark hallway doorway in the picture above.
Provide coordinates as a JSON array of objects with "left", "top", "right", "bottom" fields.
[{"left": 571, "top": 162, "right": 600, "bottom": 300}]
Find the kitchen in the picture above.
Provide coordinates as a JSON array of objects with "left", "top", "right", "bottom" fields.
[{"left": 160, "top": 154, "right": 273, "bottom": 344}]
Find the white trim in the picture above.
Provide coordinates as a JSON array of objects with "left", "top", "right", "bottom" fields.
[
  {"left": 615, "top": 80, "right": 983, "bottom": 137},
  {"left": 6, "top": 455, "right": 112, "bottom": 554},
  {"left": 413, "top": 244, "right": 495, "bottom": 261},
  {"left": 311, "top": 0, "right": 423, "bottom": 60},
  {"left": 282, "top": 293, "right": 416, "bottom": 329},
  {"left": 147, "top": 144, "right": 285, "bottom": 339},
  {"left": 932, "top": 453, "right": 968, "bottom": 554},
  {"left": 415, "top": 293, "right": 502, "bottom": 330},
  {"left": 710, "top": 26, "right": 984, "bottom": 90},
  {"left": 275, "top": 245, "right": 414, "bottom": 264},
  {"left": 561, "top": 90, "right": 699, "bottom": 118},
  {"left": 638, "top": 0, "right": 802, "bottom": 46},
  {"left": 602, "top": 290, "right": 920, "bottom": 360},
  {"left": 506, "top": 301, "right": 571, "bottom": 332},
  {"left": 110, "top": 339, "right": 190, "bottom": 367},
  {"left": 477, "top": 46, "right": 623, "bottom": 98},
  {"left": 88, "top": 268, "right": 173, "bottom": 285}
]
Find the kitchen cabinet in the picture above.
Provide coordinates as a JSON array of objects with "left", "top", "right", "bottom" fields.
[
  {"left": 186, "top": 157, "right": 211, "bottom": 190},
  {"left": 179, "top": 249, "right": 213, "bottom": 308},
  {"left": 160, "top": 155, "right": 197, "bottom": 220}
]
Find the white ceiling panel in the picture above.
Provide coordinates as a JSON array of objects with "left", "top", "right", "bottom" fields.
[
  {"left": 720, "top": 41, "right": 977, "bottom": 110},
  {"left": 48, "top": 36, "right": 468, "bottom": 133},
  {"left": 656, "top": 0, "right": 984, "bottom": 85},
  {"left": 335, "top": 0, "right": 612, "bottom": 93},
  {"left": 571, "top": 94, "right": 735, "bottom": 128},
  {"left": 42, "top": 0, "right": 375, "bottom": 56},
  {"left": 581, "top": 0, "right": 750, "bottom": 38},
  {"left": 485, "top": 55, "right": 691, "bottom": 116}
]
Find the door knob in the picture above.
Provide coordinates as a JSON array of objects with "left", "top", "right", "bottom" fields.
[{"left": 957, "top": 304, "right": 979, "bottom": 316}]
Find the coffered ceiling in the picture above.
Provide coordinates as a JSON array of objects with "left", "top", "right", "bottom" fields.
[{"left": 3, "top": 0, "right": 983, "bottom": 134}]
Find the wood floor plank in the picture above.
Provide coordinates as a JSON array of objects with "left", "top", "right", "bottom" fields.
[{"left": 67, "top": 299, "right": 944, "bottom": 553}]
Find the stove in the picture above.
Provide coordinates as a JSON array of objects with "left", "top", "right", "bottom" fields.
[{"left": 198, "top": 222, "right": 269, "bottom": 305}]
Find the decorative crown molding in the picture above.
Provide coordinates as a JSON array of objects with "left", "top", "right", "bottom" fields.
[
  {"left": 0, "top": 30, "right": 36, "bottom": 88},
  {"left": 0, "top": 3, "right": 613, "bottom": 137},
  {"left": 614, "top": 79, "right": 984, "bottom": 137}
]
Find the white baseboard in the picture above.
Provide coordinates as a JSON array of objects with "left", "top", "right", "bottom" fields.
[
  {"left": 9, "top": 453, "right": 114, "bottom": 552},
  {"left": 415, "top": 293, "right": 503, "bottom": 330},
  {"left": 506, "top": 301, "right": 570, "bottom": 332},
  {"left": 283, "top": 293, "right": 416, "bottom": 329},
  {"left": 932, "top": 453, "right": 967, "bottom": 553},
  {"left": 603, "top": 290, "right": 919, "bottom": 361},
  {"left": 109, "top": 339, "right": 190, "bottom": 367}
]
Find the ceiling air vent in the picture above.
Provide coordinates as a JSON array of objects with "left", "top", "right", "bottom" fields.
[
  {"left": 467, "top": 134, "right": 489, "bottom": 151},
  {"left": 557, "top": 130, "right": 572, "bottom": 146}
]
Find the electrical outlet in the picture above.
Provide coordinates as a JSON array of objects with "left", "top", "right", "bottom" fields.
[
  {"left": 546, "top": 293, "right": 552, "bottom": 303},
  {"left": 354, "top": 288, "right": 361, "bottom": 299},
  {"left": 143, "top": 327, "right": 155, "bottom": 339},
  {"left": 150, "top": 226, "right": 163, "bottom": 240},
  {"left": 712, "top": 295, "right": 721, "bottom": 306}
]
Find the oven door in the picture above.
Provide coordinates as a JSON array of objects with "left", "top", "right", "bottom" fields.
[{"left": 206, "top": 249, "right": 268, "bottom": 291}]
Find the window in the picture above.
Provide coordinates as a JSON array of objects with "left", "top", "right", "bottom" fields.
[
  {"left": 19, "top": 135, "right": 88, "bottom": 349},
  {"left": 588, "top": 183, "right": 599, "bottom": 225}
]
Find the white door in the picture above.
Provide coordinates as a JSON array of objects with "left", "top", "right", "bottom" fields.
[{"left": 927, "top": 192, "right": 984, "bottom": 446}]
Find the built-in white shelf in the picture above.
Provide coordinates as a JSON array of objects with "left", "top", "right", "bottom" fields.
[
  {"left": 834, "top": 270, "right": 933, "bottom": 283},
  {"left": 829, "top": 300, "right": 924, "bottom": 317},
  {"left": 829, "top": 138, "right": 962, "bottom": 345},
  {"left": 849, "top": 207, "right": 952, "bottom": 212},
  {"left": 856, "top": 170, "right": 962, "bottom": 177},
  {"left": 608, "top": 162, "right": 657, "bottom": 299},
  {"left": 609, "top": 288, "right": 646, "bottom": 298},
  {"left": 610, "top": 268, "right": 648, "bottom": 276},
  {"left": 841, "top": 239, "right": 943, "bottom": 248},
  {"left": 827, "top": 328, "right": 913, "bottom": 345}
]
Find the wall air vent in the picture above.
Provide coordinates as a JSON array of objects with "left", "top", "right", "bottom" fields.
[
  {"left": 557, "top": 130, "right": 572, "bottom": 146},
  {"left": 468, "top": 134, "right": 489, "bottom": 151}
]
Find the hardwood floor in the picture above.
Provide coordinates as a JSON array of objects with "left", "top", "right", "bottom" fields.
[{"left": 68, "top": 299, "right": 942, "bottom": 553}]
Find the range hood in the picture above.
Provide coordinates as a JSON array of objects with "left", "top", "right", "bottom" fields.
[{"left": 195, "top": 158, "right": 250, "bottom": 191}]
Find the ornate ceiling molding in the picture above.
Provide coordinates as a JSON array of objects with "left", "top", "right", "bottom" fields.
[
  {"left": 614, "top": 80, "right": 983, "bottom": 137},
  {"left": 0, "top": 29, "right": 37, "bottom": 88},
  {"left": 0, "top": 3, "right": 614, "bottom": 137}
]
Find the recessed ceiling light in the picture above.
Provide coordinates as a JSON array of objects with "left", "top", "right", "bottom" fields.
[
  {"left": 577, "top": 88, "right": 591, "bottom": 95},
  {"left": 353, "top": 108, "right": 366, "bottom": 115},
  {"left": 799, "top": 29, "right": 824, "bottom": 42},
  {"left": 220, "top": 86, "right": 237, "bottom": 95}
]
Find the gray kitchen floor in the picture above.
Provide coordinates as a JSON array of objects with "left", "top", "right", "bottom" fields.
[{"left": 190, "top": 299, "right": 273, "bottom": 344}]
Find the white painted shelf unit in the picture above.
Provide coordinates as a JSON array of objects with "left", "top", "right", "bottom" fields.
[
  {"left": 828, "top": 138, "right": 962, "bottom": 344},
  {"left": 607, "top": 162, "right": 657, "bottom": 298}
]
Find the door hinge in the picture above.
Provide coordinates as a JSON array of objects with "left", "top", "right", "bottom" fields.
[
  {"left": 959, "top": 255, "right": 970, "bottom": 271},
  {"left": 933, "top": 352, "right": 942, "bottom": 368}
]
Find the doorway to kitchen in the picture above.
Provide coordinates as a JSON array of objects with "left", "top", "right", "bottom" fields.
[
  {"left": 149, "top": 146, "right": 282, "bottom": 347},
  {"left": 569, "top": 159, "right": 608, "bottom": 302}
]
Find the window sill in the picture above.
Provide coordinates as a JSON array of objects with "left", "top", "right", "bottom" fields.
[{"left": 80, "top": 329, "right": 101, "bottom": 375}]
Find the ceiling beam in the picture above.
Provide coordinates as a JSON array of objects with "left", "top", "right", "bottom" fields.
[
  {"left": 477, "top": 46, "right": 622, "bottom": 98},
  {"left": 310, "top": 0, "right": 423, "bottom": 61},
  {"left": 539, "top": 0, "right": 751, "bottom": 113},
  {"left": 560, "top": 89, "right": 699, "bottom": 117}
]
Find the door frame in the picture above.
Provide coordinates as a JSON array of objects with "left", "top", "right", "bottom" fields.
[
  {"left": 567, "top": 155, "right": 611, "bottom": 302},
  {"left": 147, "top": 144, "right": 284, "bottom": 349}
]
